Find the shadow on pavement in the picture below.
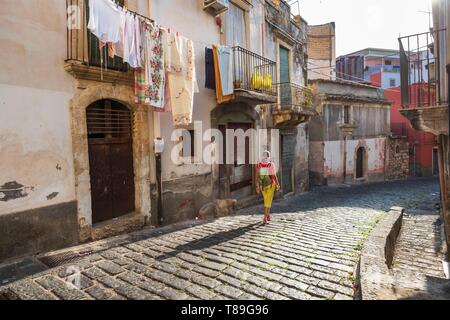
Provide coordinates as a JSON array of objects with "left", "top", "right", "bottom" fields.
[{"left": 156, "top": 222, "right": 262, "bottom": 261}]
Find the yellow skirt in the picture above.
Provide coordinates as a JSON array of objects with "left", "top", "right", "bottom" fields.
[{"left": 261, "top": 184, "right": 276, "bottom": 208}]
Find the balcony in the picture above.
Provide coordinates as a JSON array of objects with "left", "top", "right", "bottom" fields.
[
  {"left": 272, "top": 83, "right": 315, "bottom": 128},
  {"left": 265, "top": 0, "right": 307, "bottom": 45},
  {"left": 65, "top": 0, "right": 133, "bottom": 86},
  {"left": 398, "top": 29, "right": 448, "bottom": 135},
  {"left": 231, "top": 46, "right": 277, "bottom": 105}
]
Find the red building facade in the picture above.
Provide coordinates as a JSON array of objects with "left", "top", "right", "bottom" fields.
[{"left": 384, "top": 84, "right": 438, "bottom": 176}]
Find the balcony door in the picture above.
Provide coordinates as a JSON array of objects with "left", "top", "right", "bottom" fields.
[
  {"left": 279, "top": 46, "right": 291, "bottom": 106},
  {"left": 226, "top": 2, "right": 247, "bottom": 47},
  {"left": 86, "top": 0, "right": 127, "bottom": 71}
]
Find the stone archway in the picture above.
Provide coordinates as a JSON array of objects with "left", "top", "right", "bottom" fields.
[
  {"left": 211, "top": 102, "right": 262, "bottom": 200},
  {"left": 69, "top": 84, "right": 152, "bottom": 241}
]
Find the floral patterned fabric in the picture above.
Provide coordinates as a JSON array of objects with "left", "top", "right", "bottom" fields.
[{"left": 135, "top": 21, "right": 165, "bottom": 109}]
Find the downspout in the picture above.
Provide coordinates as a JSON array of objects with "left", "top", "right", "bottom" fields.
[{"left": 343, "top": 133, "right": 347, "bottom": 183}]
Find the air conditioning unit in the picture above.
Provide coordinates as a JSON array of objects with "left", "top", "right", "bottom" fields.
[{"left": 204, "top": 0, "right": 229, "bottom": 16}]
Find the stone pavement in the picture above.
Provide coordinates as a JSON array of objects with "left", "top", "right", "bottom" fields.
[
  {"left": 389, "top": 209, "right": 450, "bottom": 299},
  {"left": 0, "top": 178, "right": 441, "bottom": 300}
]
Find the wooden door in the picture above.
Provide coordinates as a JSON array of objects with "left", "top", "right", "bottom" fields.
[
  {"left": 87, "top": 100, "right": 135, "bottom": 224},
  {"left": 281, "top": 135, "right": 295, "bottom": 194},
  {"left": 356, "top": 147, "right": 365, "bottom": 179}
]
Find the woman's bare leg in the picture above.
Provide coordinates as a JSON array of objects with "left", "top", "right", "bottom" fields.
[{"left": 263, "top": 207, "right": 270, "bottom": 223}]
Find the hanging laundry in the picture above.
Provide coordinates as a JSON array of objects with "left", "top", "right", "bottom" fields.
[
  {"left": 123, "top": 11, "right": 140, "bottom": 68},
  {"left": 205, "top": 47, "right": 216, "bottom": 90},
  {"left": 114, "top": 9, "right": 127, "bottom": 58},
  {"left": 87, "top": 0, "right": 121, "bottom": 43},
  {"left": 142, "top": 22, "right": 165, "bottom": 109},
  {"left": 165, "top": 33, "right": 198, "bottom": 127},
  {"left": 217, "top": 45, "right": 233, "bottom": 95},
  {"left": 212, "top": 44, "right": 234, "bottom": 104}
]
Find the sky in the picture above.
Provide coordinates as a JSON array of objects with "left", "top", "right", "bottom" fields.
[{"left": 292, "top": 0, "right": 433, "bottom": 57}]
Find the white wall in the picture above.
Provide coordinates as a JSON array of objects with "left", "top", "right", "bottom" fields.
[{"left": 0, "top": 0, "right": 76, "bottom": 215}]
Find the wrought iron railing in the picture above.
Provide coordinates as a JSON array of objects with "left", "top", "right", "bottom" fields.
[
  {"left": 232, "top": 46, "right": 277, "bottom": 96},
  {"left": 274, "top": 82, "right": 312, "bottom": 110},
  {"left": 66, "top": 0, "right": 129, "bottom": 71},
  {"left": 398, "top": 29, "right": 447, "bottom": 108}
]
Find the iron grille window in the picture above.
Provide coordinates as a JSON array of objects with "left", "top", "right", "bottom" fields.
[{"left": 86, "top": 100, "right": 132, "bottom": 139}]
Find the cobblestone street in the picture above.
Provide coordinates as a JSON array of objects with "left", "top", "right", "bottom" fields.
[{"left": 0, "top": 178, "right": 441, "bottom": 300}]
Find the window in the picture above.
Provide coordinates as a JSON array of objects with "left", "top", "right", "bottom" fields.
[
  {"left": 385, "top": 60, "right": 392, "bottom": 66},
  {"left": 226, "top": 2, "right": 247, "bottom": 47},
  {"left": 181, "top": 130, "right": 196, "bottom": 158},
  {"left": 389, "top": 78, "right": 396, "bottom": 87},
  {"left": 344, "top": 105, "right": 351, "bottom": 124}
]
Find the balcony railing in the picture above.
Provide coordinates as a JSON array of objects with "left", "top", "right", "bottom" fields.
[
  {"left": 232, "top": 46, "right": 277, "bottom": 96},
  {"left": 398, "top": 29, "right": 446, "bottom": 108},
  {"left": 66, "top": 0, "right": 129, "bottom": 72},
  {"left": 274, "top": 83, "right": 313, "bottom": 110}
]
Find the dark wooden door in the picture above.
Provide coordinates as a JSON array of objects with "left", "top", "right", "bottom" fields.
[
  {"left": 281, "top": 134, "right": 295, "bottom": 194},
  {"left": 87, "top": 100, "right": 135, "bottom": 224},
  {"left": 356, "top": 147, "right": 364, "bottom": 179}
]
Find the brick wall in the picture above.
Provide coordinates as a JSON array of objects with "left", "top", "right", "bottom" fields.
[{"left": 307, "top": 23, "right": 335, "bottom": 61}]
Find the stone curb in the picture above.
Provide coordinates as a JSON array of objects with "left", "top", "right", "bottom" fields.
[{"left": 357, "top": 207, "right": 404, "bottom": 300}]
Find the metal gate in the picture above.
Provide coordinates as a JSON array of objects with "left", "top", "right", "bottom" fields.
[
  {"left": 86, "top": 100, "right": 135, "bottom": 224},
  {"left": 281, "top": 134, "right": 295, "bottom": 194}
]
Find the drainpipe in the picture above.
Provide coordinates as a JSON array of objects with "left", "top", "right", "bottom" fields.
[
  {"left": 343, "top": 134, "right": 347, "bottom": 183},
  {"left": 155, "top": 152, "right": 163, "bottom": 226}
]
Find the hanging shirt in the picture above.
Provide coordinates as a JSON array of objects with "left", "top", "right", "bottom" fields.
[
  {"left": 87, "top": 0, "right": 121, "bottom": 43},
  {"left": 123, "top": 11, "right": 141, "bottom": 68},
  {"left": 114, "top": 9, "right": 127, "bottom": 58}
]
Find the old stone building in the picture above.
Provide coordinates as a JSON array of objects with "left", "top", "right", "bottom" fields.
[
  {"left": 0, "top": 0, "right": 313, "bottom": 262},
  {"left": 308, "top": 79, "right": 392, "bottom": 185}
]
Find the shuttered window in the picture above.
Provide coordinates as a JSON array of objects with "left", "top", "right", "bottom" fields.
[{"left": 226, "top": 3, "right": 246, "bottom": 47}]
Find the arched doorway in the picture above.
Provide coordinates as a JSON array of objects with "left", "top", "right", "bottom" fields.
[
  {"left": 86, "top": 99, "right": 135, "bottom": 224},
  {"left": 211, "top": 103, "right": 260, "bottom": 200},
  {"left": 356, "top": 147, "right": 365, "bottom": 179}
]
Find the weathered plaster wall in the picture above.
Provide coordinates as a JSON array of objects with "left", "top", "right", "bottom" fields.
[
  {"left": 0, "top": 0, "right": 76, "bottom": 217},
  {"left": 294, "top": 124, "right": 310, "bottom": 192},
  {"left": 0, "top": 85, "right": 75, "bottom": 216},
  {"left": 148, "top": 0, "right": 220, "bottom": 222},
  {"left": 322, "top": 137, "right": 387, "bottom": 185}
]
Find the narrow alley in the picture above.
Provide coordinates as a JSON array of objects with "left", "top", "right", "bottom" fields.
[{"left": 0, "top": 178, "right": 442, "bottom": 300}]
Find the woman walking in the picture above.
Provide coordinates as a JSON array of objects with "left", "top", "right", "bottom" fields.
[{"left": 256, "top": 151, "right": 280, "bottom": 224}]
